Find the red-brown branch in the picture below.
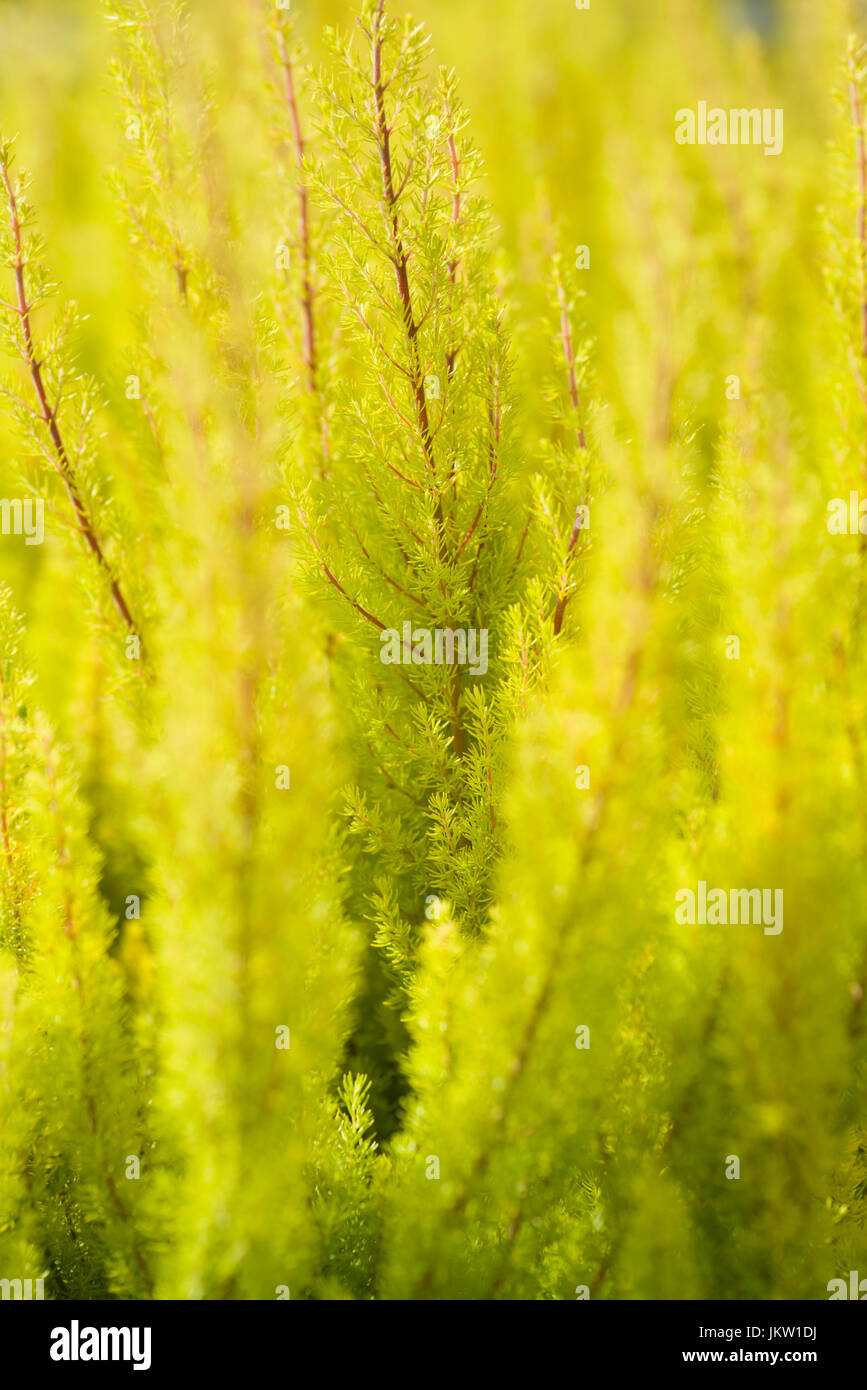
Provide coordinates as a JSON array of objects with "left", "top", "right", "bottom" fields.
[
  {"left": 1, "top": 158, "right": 143, "bottom": 651},
  {"left": 556, "top": 275, "right": 587, "bottom": 449},
  {"left": 552, "top": 267, "right": 589, "bottom": 634},
  {"left": 298, "top": 509, "right": 386, "bottom": 631},
  {"left": 277, "top": 32, "right": 317, "bottom": 394},
  {"left": 851, "top": 54, "right": 867, "bottom": 360},
  {"left": 369, "top": 3, "right": 438, "bottom": 507}
]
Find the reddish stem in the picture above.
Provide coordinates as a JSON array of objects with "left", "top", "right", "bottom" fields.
[
  {"left": 850, "top": 55, "right": 867, "bottom": 359},
  {"left": 277, "top": 32, "right": 317, "bottom": 395},
  {"left": 1, "top": 158, "right": 143, "bottom": 652},
  {"left": 369, "top": 3, "right": 437, "bottom": 500}
]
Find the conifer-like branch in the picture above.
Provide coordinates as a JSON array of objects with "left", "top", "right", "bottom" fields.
[
  {"left": 276, "top": 30, "right": 317, "bottom": 397},
  {"left": 552, "top": 261, "right": 589, "bottom": 637},
  {"left": 368, "top": 0, "right": 440, "bottom": 520},
  {"left": 849, "top": 39, "right": 867, "bottom": 360},
  {"left": 0, "top": 148, "right": 144, "bottom": 653}
]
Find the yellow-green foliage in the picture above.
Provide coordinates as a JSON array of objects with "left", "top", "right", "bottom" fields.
[{"left": 0, "top": 0, "right": 865, "bottom": 1300}]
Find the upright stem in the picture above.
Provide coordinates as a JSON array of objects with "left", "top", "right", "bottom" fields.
[
  {"left": 552, "top": 270, "right": 589, "bottom": 636},
  {"left": 370, "top": 3, "right": 437, "bottom": 509},
  {"left": 277, "top": 32, "right": 318, "bottom": 397},
  {"left": 556, "top": 275, "right": 587, "bottom": 449},
  {"left": 850, "top": 49, "right": 867, "bottom": 362},
  {"left": 0, "top": 158, "right": 143, "bottom": 653}
]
